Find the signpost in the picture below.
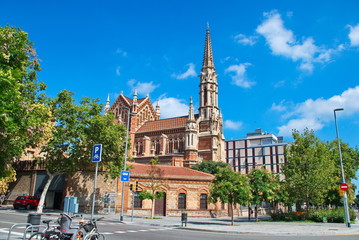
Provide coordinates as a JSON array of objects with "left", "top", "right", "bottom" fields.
[
  {"left": 340, "top": 183, "right": 349, "bottom": 191},
  {"left": 91, "top": 144, "right": 102, "bottom": 219},
  {"left": 120, "top": 171, "right": 130, "bottom": 182}
]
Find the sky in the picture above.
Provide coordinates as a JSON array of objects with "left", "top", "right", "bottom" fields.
[{"left": 2, "top": 1, "right": 359, "bottom": 189}]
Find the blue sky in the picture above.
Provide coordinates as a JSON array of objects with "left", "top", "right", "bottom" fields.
[{"left": 2, "top": 1, "right": 359, "bottom": 189}]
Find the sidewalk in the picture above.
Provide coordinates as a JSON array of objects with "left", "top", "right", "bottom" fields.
[
  {"left": 2, "top": 205, "right": 359, "bottom": 236},
  {"left": 97, "top": 213, "right": 359, "bottom": 236}
]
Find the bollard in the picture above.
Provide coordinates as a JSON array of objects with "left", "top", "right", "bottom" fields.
[{"left": 181, "top": 213, "right": 188, "bottom": 227}]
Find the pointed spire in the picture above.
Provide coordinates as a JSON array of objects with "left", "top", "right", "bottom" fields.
[
  {"left": 202, "top": 24, "right": 215, "bottom": 69},
  {"left": 104, "top": 94, "right": 110, "bottom": 113},
  {"left": 188, "top": 97, "right": 195, "bottom": 121},
  {"left": 155, "top": 101, "right": 160, "bottom": 118},
  {"left": 133, "top": 88, "right": 138, "bottom": 102}
]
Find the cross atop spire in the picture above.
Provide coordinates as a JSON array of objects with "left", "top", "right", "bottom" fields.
[{"left": 202, "top": 24, "right": 215, "bottom": 69}]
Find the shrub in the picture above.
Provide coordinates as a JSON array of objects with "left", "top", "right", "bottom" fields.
[{"left": 270, "top": 208, "right": 356, "bottom": 223}]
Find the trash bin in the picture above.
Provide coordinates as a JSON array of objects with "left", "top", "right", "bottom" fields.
[
  {"left": 323, "top": 217, "right": 327, "bottom": 223},
  {"left": 27, "top": 213, "right": 41, "bottom": 225},
  {"left": 181, "top": 213, "right": 187, "bottom": 227}
]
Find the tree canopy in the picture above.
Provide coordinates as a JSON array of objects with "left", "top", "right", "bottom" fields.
[
  {"left": 283, "top": 129, "right": 337, "bottom": 209},
  {"left": 36, "top": 90, "right": 127, "bottom": 212},
  {"left": 248, "top": 168, "right": 280, "bottom": 221},
  {"left": 210, "top": 167, "right": 251, "bottom": 225},
  {"left": 0, "top": 25, "right": 50, "bottom": 191},
  {"left": 190, "top": 160, "right": 230, "bottom": 175}
]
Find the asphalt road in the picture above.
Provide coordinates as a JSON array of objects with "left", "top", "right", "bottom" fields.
[{"left": 1, "top": 209, "right": 358, "bottom": 240}]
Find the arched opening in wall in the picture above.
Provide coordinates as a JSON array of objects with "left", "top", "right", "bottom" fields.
[
  {"left": 200, "top": 193, "right": 208, "bottom": 210},
  {"left": 155, "top": 140, "right": 160, "bottom": 155},
  {"left": 178, "top": 193, "right": 186, "bottom": 210},
  {"left": 203, "top": 87, "right": 207, "bottom": 106},
  {"left": 154, "top": 192, "right": 166, "bottom": 216}
]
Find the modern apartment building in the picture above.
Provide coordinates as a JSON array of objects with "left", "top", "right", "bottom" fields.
[{"left": 225, "top": 128, "right": 288, "bottom": 175}]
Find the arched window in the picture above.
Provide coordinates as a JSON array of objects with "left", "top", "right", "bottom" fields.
[
  {"left": 155, "top": 140, "right": 160, "bottom": 155},
  {"left": 178, "top": 193, "right": 186, "bottom": 209},
  {"left": 200, "top": 194, "right": 208, "bottom": 210},
  {"left": 134, "top": 192, "right": 142, "bottom": 208}
]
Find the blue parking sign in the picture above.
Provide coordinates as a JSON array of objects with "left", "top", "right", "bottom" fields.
[
  {"left": 120, "top": 171, "right": 130, "bottom": 182},
  {"left": 92, "top": 144, "right": 102, "bottom": 162}
]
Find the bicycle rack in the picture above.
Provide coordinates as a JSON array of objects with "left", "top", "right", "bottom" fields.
[{"left": 6, "top": 223, "right": 46, "bottom": 240}]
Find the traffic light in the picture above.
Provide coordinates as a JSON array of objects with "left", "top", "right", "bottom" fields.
[
  {"left": 131, "top": 181, "right": 137, "bottom": 191},
  {"left": 338, "top": 187, "right": 344, "bottom": 197},
  {"left": 135, "top": 181, "right": 139, "bottom": 191}
]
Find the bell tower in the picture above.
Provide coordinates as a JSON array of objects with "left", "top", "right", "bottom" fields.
[{"left": 197, "top": 25, "right": 225, "bottom": 162}]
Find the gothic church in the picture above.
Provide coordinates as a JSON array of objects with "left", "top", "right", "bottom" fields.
[{"left": 105, "top": 27, "right": 225, "bottom": 166}]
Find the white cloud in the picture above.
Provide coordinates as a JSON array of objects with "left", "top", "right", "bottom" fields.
[
  {"left": 256, "top": 10, "right": 339, "bottom": 73},
  {"left": 224, "top": 120, "right": 243, "bottom": 130},
  {"left": 116, "top": 66, "right": 121, "bottom": 76},
  {"left": 157, "top": 97, "right": 188, "bottom": 119},
  {"left": 225, "top": 63, "right": 255, "bottom": 88},
  {"left": 276, "top": 85, "right": 359, "bottom": 136},
  {"left": 116, "top": 48, "right": 127, "bottom": 56},
  {"left": 348, "top": 23, "right": 359, "bottom": 46},
  {"left": 270, "top": 101, "right": 287, "bottom": 112},
  {"left": 273, "top": 80, "right": 286, "bottom": 88},
  {"left": 234, "top": 34, "right": 257, "bottom": 46},
  {"left": 127, "top": 79, "right": 159, "bottom": 96},
  {"left": 171, "top": 63, "right": 197, "bottom": 79}
]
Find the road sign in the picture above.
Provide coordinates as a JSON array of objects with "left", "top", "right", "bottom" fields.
[
  {"left": 120, "top": 171, "right": 130, "bottom": 182},
  {"left": 92, "top": 144, "right": 102, "bottom": 162},
  {"left": 340, "top": 183, "right": 349, "bottom": 191}
]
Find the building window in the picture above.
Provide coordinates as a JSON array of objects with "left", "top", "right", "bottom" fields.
[
  {"left": 134, "top": 192, "right": 142, "bottom": 208},
  {"left": 200, "top": 194, "right": 207, "bottom": 209},
  {"left": 178, "top": 193, "right": 186, "bottom": 209}
]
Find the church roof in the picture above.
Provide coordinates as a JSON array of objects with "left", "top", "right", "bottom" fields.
[
  {"left": 129, "top": 162, "right": 214, "bottom": 181},
  {"left": 136, "top": 116, "right": 188, "bottom": 133}
]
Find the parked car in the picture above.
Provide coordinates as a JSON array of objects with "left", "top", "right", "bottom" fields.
[{"left": 13, "top": 196, "right": 44, "bottom": 210}]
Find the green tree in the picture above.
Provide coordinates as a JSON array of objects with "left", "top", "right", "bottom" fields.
[
  {"left": 37, "top": 90, "right": 127, "bottom": 213},
  {"left": 282, "top": 129, "right": 336, "bottom": 210},
  {"left": 138, "top": 157, "right": 165, "bottom": 219},
  {"left": 325, "top": 140, "right": 359, "bottom": 206},
  {"left": 248, "top": 168, "right": 280, "bottom": 221},
  {"left": 190, "top": 161, "right": 230, "bottom": 175},
  {"left": 0, "top": 26, "right": 51, "bottom": 190},
  {"left": 210, "top": 167, "right": 251, "bottom": 225}
]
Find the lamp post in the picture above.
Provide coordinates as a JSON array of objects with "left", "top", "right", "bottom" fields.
[
  {"left": 334, "top": 108, "right": 351, "bottom": 228},
  {"left": 120, "top": 107, "right": 131, "bottom": 222}
]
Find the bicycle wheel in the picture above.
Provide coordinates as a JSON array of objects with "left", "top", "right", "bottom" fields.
[
  {"left": 29, "top": 232, "right": 46, "bottom": 240},
  {"left": 84, "top": 233, "right": 106, "bottom": 240},
  {"left": 29, "top": 232, "right": 62, "bottom": 240}
]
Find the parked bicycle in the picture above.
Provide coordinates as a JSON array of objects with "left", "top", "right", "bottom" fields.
[
  {"left": 28, "top": 213, "right": 106, "bottom": 240},
  {"left": 78, "top": 216, "right": 105, "bottom": 240}
]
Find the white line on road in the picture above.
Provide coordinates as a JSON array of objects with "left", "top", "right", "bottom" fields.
[{"left": 0, "top": 228, "right": 23, "bottom": 236}]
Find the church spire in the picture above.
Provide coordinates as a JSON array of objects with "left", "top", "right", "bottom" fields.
[
  {"left": 104, "top": 94, "right": 110, "bottom": 114},
  {"left": 199, "top": 25, "right": 219, "bottom": 119},
  {"left": 188, "top": 97, "right": 195, "bottom": 121},
  {"left": 202, "top": 24, "right": 215, "bottom": 69}
]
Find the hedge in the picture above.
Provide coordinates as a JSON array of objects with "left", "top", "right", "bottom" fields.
[{"left": 270, "top": 208, "right": 356, "bottom": 223}]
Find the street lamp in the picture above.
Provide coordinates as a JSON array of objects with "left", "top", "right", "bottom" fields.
[
  {"left": 120, "top": 107, "right": 131, "bottom": 222},
  {"left": 334, "top": 108, "right": 351, "bottom": 228}
]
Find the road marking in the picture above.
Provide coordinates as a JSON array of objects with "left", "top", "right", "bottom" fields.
[
  {"left": 110, "top": 227, "right": 175, "bottom": 234},
  {"left": 0, "top": 228, "right": 23, "bottom": 236}
]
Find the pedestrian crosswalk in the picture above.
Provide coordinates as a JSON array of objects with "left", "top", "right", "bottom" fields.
[{"left": 101, "top": 227, "right": 175, "bottom": 235}]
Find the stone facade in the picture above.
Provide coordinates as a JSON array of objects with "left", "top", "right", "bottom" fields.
[{"left": 65, "top": 163, "right": 228, "bottom": 217}]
